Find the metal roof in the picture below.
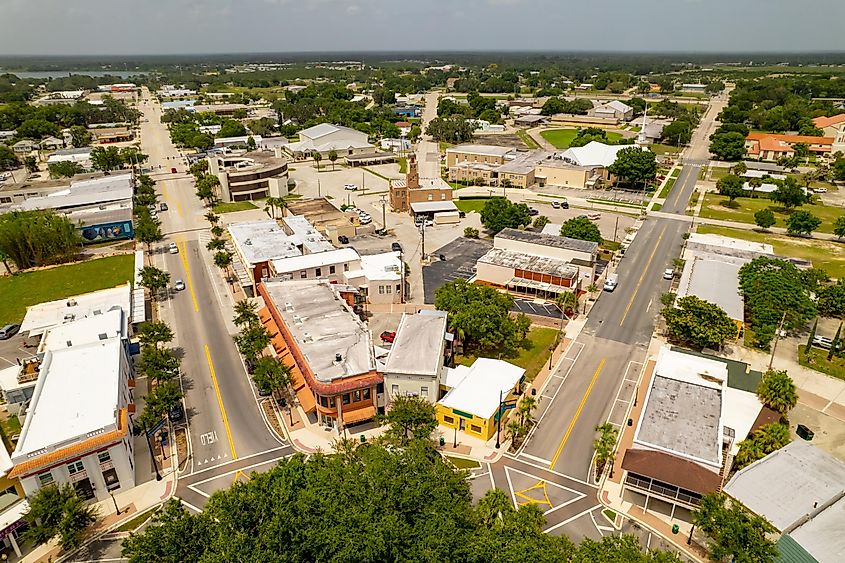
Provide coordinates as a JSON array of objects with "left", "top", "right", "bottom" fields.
[
  {"left": 496, "top": 228, "right": 598, "bottom": 254},
  {"left": 410, "top": 200, "right": 458, "bottom": 214}
]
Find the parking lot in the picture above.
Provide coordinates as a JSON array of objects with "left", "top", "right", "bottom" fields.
[
  {"left": 422, "top": 237, "right": 493, "bottom": 304},
  {"left": 0, "top": 331, "right": 35, "bottom": 370},
  {"left": 512, "top": 298, "right": 561, "bottom": 319}
]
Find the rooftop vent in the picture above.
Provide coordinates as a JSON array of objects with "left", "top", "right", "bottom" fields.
[
  {"left": 93, "top": 309, "right": 102, "bottom": 315},
  {"left": 335, "top": 353, "right": 342, "bottom": 363},
  {"left": 98, "top": 333, "right": 108, "bottom": 340},
  {"left": 66, "top": 340, "right": 73, "bottom": 347},
  {"left": 244, "top": 238, "right": 252, "bottom": 245},
  {"left": 285, "top": 302, "right": 294, "bottom": 312},
  {"left": 67, "top": 299, "right": 77, "bottom": 307}
]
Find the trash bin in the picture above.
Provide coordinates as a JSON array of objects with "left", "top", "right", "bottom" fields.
[
  {"left": 797, "top": 424, "right": 814, "bottom": 441},
  {"left": 672, "top": 524, "right": 679, "bottom": 534},
  {"left": 360, "top": 434, "right": 366, "bottom": 443},
  {"left": 439, "top": 436, "right": 445, "bottom": 447}
]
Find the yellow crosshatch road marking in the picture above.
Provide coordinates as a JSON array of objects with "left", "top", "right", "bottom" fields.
[
  {"left": 550, "top": 358, "right": 606, "bottom": 469},
  {"left": 178, "top": 240, "right": 200, "bottom": 312},
  {"left": 619, "top": 224, "right": 667, "bottom": 327},
  {"left": 205, "top": 345, "right": 238, "bottom": 462},
  {"left": 515, "top": 480, "right": 552, "bottom": 507}
]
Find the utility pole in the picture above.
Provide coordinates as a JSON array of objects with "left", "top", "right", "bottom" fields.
[
  {"left": 768, "top": 311, "right": 788, "bottom": 370},
  {"left": 420, "top": 221, "right": 426, "bottom": 260},
  {"left": 362, "top": 170, "right": 366, "bottom": 195},
  {"left": 317, "top": 178, "right": 321, "bottom": 198},
  {"left": 380, "top": 195, "right": 387, "bottom": 231},
  {"left": 495, "top": 389, "right": 503, "bottom": 449},
  {"left": 613, "top": 216, "right": 619, "bottom": 242}
]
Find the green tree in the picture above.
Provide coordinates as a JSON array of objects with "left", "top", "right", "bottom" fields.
[
  {"left": 785, "top": 209, "right": 821, "bottom": 236},
  {"left": 206, "top": 237, "right": 226, "bottom": 252},
  {"left": 593, "top": 423, "right": 618, "bottom": 478},
  {"left": 425, "top": 116, "right": 476, "bottom": 143},
  {"left": 138, "top": 321, "right": 174, "bottom": 349},
  {"left": 770, "top": 177, "right": 807, "bottom": 210},
  {"left": 834, "top": 216, "right": 845, "bottom": 239},
  {"left": 829, "top": 322, "right": 843, "bottom": 361},
  {"left": 217, "top": 119, "right": 246, "bottom": 138},
  {"left": 90, "top": 145, "right": 123, "bottom": 171},
  {"left": 234, "top": 322, "right": 271, "bottom": 361},
  {"left": 806, "top": 317, "right": 818, "bottom": 355},
  {"left": 69, "top": 125, "right": 92, "bottom": 147},
  {"left": 532, "top": 215, "right": 550, "bottom": 230},
  {"left": 137, "top": 265, "right": 170, "bottom": 300},
  {"left": 818, "top": 281, "right": 845, "bottom": 318},
  {"left": 246, "top": 135, "right": 256, "bottom": 151},
  {"left": 327, "top": 149, "right": 338, "bottom": 171},
  {"left": 189, "top": 159, "right": 209, "bottom": 178},
  {"left": 731, "top": 161, "right": 748, "bottom": 176},
  {"left": 312, "top": 150, "right": 322, "bottom": 171},
  {"left": 608, "top": 147, "right": 657, "bottom": 189},
  {"left": 463, "top": 226, "right": 479, "bottom": 239},
  {"left": 560, "top": 216, "right": 602, "bottom": 243},
  {"left": 661, "top": 119, "right": 692, "bottom": 146},
  {"left": 0, "top": 145, "right": 20, "bottom": 171},
  {"left": 122, "top": 499, "right": 212, "bottom": 563},
  {"left": 753, "top": 208, "right": 776, "bottom": 230},
  {"left": 251, "top": 356, "right": 291, "bottom": 396},
  {"left": 709, "top": 131, "right": 747, "bottom": 161},
  {"left": 214, "top": 249, "right": 232, "bottom": 276},
  {"left": 716, "top": 174, "right": 744, "bottom": 206},
  {"left": 692, "top": 492, "right": 778, "bottom": 563},
  {"left": 195, "top": 174, "right": 220, "bottom": 206},
  {"left": 135, "top": 214, "right": 163, "bottom": 253},
  {"left": 662, "top": 295, "right": 738, "bottom": 350},
  {"left": 734, "top": 422, "right": 791, "bottom": 469},
  {"left": 24, "top": 155, "right": 38, "bottom": 173},
  {"left": 0, "top": 210, "right": 80, "bottom": 269},
  {"left": 23, "top": 483, "right": 98, "bottom": 552},
  {"left": 379, "top": 395, "right": 438, "bottom": 445},
  {"left": 756, "top": 369, "right": 797, "bottom": 415},
  {"left": 479, "top": 198, "right": 531, "bottom": 234},
  {"left": 233, "top": 299, "right": 260, "bottom": 328},
  {"left": 136, "top": 346, "right": 180, "bottom": 383},
  {"left": 47, "top": 160, "right": 84, "bottom": 178}
]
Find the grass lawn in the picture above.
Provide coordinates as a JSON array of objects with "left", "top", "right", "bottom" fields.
[
  {"left": 439, "top": 141, "right": 455, "bottom": 152},
  {"left": 670, "top": 168, "right": 681, "bottom": 178},
  {"left": 456, "top": 327, "right": 559, "bottom": 383},
  {"left": 652, "top": 203, "right": 663, "bottom": 211},
  {"left": 398, "top": 157, "right": 407, "bottom": 174},
  {"left": 0, "top": 415, "right": 21, "bottom": 442},
  {"left": 695, "top": 225, "right": 845, "bottom": 278},
  {"left": 212, "top": 201, "right": 258, "bottom": 214},
  {"left": 0, "top": 254, "right": 135, "bottom": 326},
  {"left": 116, "top": 507, "right": 160, "bottom": 532},
  {"left": 445, "top": 456, "right": 480, "bottom": 470},
  {"left": 540, "top": 129, "right": 623, "bottom": 149},
  {"left": 657, "top": 177, "right": 677, "bottom": 199},
  {"left": 699, "top": 193, "right": 842, "bottom": 234},
  {"left": 649, "top": 143, "right": 681, "bottom": 155},
  {"left": 516, "top": 129, "right": 540, "bottom": 149},
  {"left": 455, "top": 198, "right": 491, "bottom": 214},
  {"left": 709, "top": 166, "right": 731, "bottom": 181},
  {"left": 799, "top": 345, "right": 845, "bottom": 381}
]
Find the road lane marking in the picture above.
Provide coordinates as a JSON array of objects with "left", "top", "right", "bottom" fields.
[
  {"left": 549, "top": 358, "right": 606, "bottom": 469},
  {"left": 178, "top": 240, "right": 200, "bottom": 312},
  {"left": 544, "top": 504, "right": 603, "bottom": 533},
  {"left": 204, "top": 344, "right": 238, "bottom": 461},
  {"left": 619, "top": 224, "right": 667, "bottom": 326},
  {"left": 187, "top": 445, "right": 290, "bottom": 478},
  {"left": 671, "top": 165, "right": 699, "bottom": 209}
]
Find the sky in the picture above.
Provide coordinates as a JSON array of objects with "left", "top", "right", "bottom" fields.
[{"left": 1, "top": 0, "right": 843, "bottom": 56}]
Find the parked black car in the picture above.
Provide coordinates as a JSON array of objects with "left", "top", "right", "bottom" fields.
[
  {"left": 168, "top": 402, "right": 185, "bottom": 422},
  {"left": 338, "top": 235, "right": 349, "bottom": 244},
  {"left": 391, "top": 242, "right": 402, "bottom": 252}
]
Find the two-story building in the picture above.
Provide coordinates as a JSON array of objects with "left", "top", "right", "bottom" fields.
[
  {"left": 382, "top": 311, "right": 449, "bottom": 403},
  {"left": 389, "top": 154, "right": 454, "bottom": 215},
  {"left": 207, "top": 151, "right": 289, "bottom": 202}
]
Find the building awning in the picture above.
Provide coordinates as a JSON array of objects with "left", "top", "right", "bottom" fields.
[
  {"left": 506, "top": 277, "right": 568, "bottom": 293},
  {"left": 621, "top": 448, "right": 722, "bottom": 495},
  {"left": 296, "top": 386, "right": 316, "bottom": 413},
  {"left": 410, "top": 201, "right": 458, "bottom": 214},
  {"left": 343, "top": 405, "right": 376, "bottom": 425}
]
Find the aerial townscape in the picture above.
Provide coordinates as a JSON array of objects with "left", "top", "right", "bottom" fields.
[{"left": 1, "top": 2, "right": 845, "bottom": 562}]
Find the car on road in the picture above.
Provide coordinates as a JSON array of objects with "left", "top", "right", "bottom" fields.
[
  {"left": 663, "top": 268, "right": 675, "bottom": 280},
  {"left": 0, "top": 324, "right": 20, "bottom": 340},
  {"left": 168, "top": 242, "right": 179, "bottom": 254},
  {"left": 391, "top": 242, "right": 402, "bottom": 252},
  {"left": 528, "top": 207, "right": 539, "bottom": 216},
  {"left": 587, "top": 213, "right": 601, "bottom": 220},
  {"left": 160, "top": 202, "right": 168, "bottom": 211},
  {"left": 168, "top": 402, "right": 185, "bottom": 422},
  {"left": 359, "top": 216, "right": 372, "bottom": 225},
  {"left": 174, "top": 279, "right": 186, "bottom": 291},
  {"left": 603, "top": 274, "right": 618, "bottom": 292},
  {"left": 344, "top": 184, "right": 359, "bottom": 191},
  {"left": 561, "top": 200, "right": 569, "bottom": 209},
  {"left": 380, "top": 331, "right": 396, "bottom": 343},
  {"left": 551, "top": 201, "right": 560, "bottom": 209},
  {"left": 813, "top": 335, "right": 834, "bottom": 350},
  {"left": 813, "top": 187, "right": 828, "bottom": 194},
  {"left": 338, "top": 235, "right": 349, "bottom": 244}
]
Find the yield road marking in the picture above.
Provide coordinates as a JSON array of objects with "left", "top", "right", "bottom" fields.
[
  {"left": 204, "top": 345, "right": 238, "bottom": 461},
  {"left": 619, "top": 225, "right": 667, "bottom": 327},
  {"left": 550, "top": 358, "right": 606, "bottom": 469},
  {"left": 178, "top": 240, "right": 200, "bottom": 312}
]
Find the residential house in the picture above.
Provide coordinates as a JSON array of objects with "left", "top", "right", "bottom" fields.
[
  {"left": 46, "top": 146, "right": 93, "bottom": 169},
  {"left": 39, "top": 136, "right": 64, "bottom": 151},
  {"left": 12, "top": 140, "right": 37, "bottom": 155},
  {"left": 382, "top": 311, "right": 449, "bottom": 403},
  {"left": 744, "top": 133, "right": 833, "bottom": 161}
]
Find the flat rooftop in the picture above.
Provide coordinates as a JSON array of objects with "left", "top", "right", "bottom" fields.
[
  {"left": 496, "top": 151, "right": 552, "bottom": 174},
  {"left": 676, "top": 256, "right": 745, "bottom": 322},
  {"left": 448, "top": 144, "right": 515, "bottom": 157},
  {"left": 20, "top": 284, "right": 132, "bottom": 337},
  {"left": 384, "top": 312, "right": 447, "bottom": 377},
  {"left": 16, "top": 174, "right": 133, "bottom": 211},
  {"left": 13, "top": 336, "right": 122, "bottom": 459},
  {"left": 351, "top": 251, "right": 402, "bottom": 282},
  {"left": 39, "top": 308, "right": 126, "bottom": 355},
  {"left": 439, "top": 358, "right": 524, "bottom": 419},
  {"left": 228, "top": 220, "right": 300, "bottom": 265},
  {"left": 263, "top": 280, "right": 375, "bottom": 382},
  {"left": 282, "top": 214, "right": 335, "bottom": 253},
  {"left": 687, "top": 233, "right": 773, "bottom": 254},
  {"left": 479, "top": 247, "right": 578, "bottom": 279},
  {"left": 270, "top": 247, "right": 359, "bottom": 275},
  {"left": 496, "top": 228, "right": 599, "bottom": 254}
]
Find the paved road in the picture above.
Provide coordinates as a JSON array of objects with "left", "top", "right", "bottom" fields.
[{"left": 136, "top": 88, "right": 288, "bottom": 509}]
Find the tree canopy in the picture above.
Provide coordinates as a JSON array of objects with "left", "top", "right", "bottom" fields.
[
  {"left": 479, "top": 198, "right": 531, "bottom": 234},
  {"left": 0, "top": 210, "right": 80, "bottom": 269},
  {"left": 756, "top": 369, "right": 797, "bottom": 415},
  {"left": 608, "top": 147, "right": 657, "bottom": 188},
  {"left": 716, "top": 174, "right": 744, "bottom": 205},
  {"left": 693, "top": 492, "right": 778, "bottom": 563},
  {"left": 662, "top": 295, "right": 738, "bottom": 350},
  {"left": 770, "top": 177, "right": 808, "bottom": 210},
  {"left": 23, "top": 483, "right": 98, "bottom": 552},
  {"left": 817, "top": 281, "right": 845, "bottom": 318},
  {"left": 785, "top": 209, "right": 821, "bottom": 236},
  {"left": 560, "top": 216, "right": 602, "bottom": 243}
]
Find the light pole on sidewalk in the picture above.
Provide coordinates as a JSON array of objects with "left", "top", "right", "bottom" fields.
[{"left": 109, "top": 491, "right": 121, "bottom": 515}]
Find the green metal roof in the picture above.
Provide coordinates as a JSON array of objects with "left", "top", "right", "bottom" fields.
[
  {"left": 669, "top": 346, "right": 762, "bottom": 393},
  {"left": 774, "top": 534, "right": 818, "bottom": 563}
]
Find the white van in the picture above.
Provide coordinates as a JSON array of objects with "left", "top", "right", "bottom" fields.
[{"left": 603, "top": 273, "right": 618, "bottom": 292}]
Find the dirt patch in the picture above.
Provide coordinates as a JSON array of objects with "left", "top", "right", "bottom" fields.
[
  {"left": 262, "top": 398, "right": 286, "bottom": 439},
  {"left": 175, "top": 427, "right": 189, "bottom": 472}
]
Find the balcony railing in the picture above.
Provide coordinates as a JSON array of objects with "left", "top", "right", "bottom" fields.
[{"left": 625, "top": 474, "right": 701, "bottom": 508}]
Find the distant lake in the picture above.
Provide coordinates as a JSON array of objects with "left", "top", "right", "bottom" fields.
[{"left": 0, "top": 69, "right": 147, "bottom": 79}]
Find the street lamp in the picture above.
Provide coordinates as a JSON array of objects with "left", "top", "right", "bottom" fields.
[
  {"left": 109, "top": 490, "right": 121, "bottom": 515},
  {"left": 495, "top": 390, "right": 503, "bottom": 449},
  {"left": 453, "top": 425, "right": 458, "bottom": 448}
]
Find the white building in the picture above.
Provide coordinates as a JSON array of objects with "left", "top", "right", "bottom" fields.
[
  {"left": 283, "top": 123, "right": 374, "bottom": 159},
  {"left": 383, "top": 311, "right": 448, "bottom": 403},
  {"left": 558, "top": 141, "right": 642, "bottom": 168},
  {"left": 588, "top": 100, "right": 634, "bottom": 122},
  {"left": 46, "top": 146, "right": 93, "bottom": 169},
  {"left": 270, "top": 247, "right": 361, "bottom": 283},
  {"left": 345, "top": 251, "right": 404, "bottom": 304},
  {"left": 9, "top": 309, "right": 136, "bottom": 502}
]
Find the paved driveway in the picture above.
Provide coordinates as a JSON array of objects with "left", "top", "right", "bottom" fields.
[{"left": 422, "top": 237, "right": 492, "bottom": 304}]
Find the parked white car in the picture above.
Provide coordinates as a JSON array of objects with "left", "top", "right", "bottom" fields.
[{"left": 168, "top": 242, "right": 179, "bottom": 254}]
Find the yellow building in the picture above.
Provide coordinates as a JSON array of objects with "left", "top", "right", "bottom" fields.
[{"left": 436, "top": 358, "right": 525, "bottom": 442}]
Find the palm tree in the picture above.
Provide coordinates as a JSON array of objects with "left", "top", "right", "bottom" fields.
[
  {"left": 507, "top": 419, "right": 523, "bottom": 444},
  {"left": 328, "top": 149, "right": 338, "bottom": 171},
  {"left": 312, "top": 150, "right": 322, "bottom": 171},
  {"left": 214, "top": 250, "right": 233, "bottom": 285},
  {"left": 593, "top": 422, "right": 618, "bottom": 478},
  {"left": 518, "top": 395, "right": 536, "bottom": 427},
  {"left": 206, "top": 238, "right": 226, "bottom": 252},
  {"left": 756, "top": 369, "right": 797, "bottom": 415},
  {"left": 204, "top": 212, "right": 220, "bottom": 225},
  {"left": 748, "top": 177, "right": 763, "bottom": 199},
  {"left": 476, "top": 488, "right": 512, "bottom": 529},
  {"left": 233, "top": 300, "right": 260, "bottom": 327},
  {"left": 555, "top": 291, "right": 579, "bottom": 319}
]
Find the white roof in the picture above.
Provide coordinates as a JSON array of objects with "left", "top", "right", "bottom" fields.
[
  {"left": 443, "top": 365, "right": 471, "bottom": 389},
  {"left": 384, "top": 312, "right": 447, "bottom": 377},
  {"left": 687, "top": 233, "right": 773, "bottom": 254},
  {"left": 604, "top": 100, "right": 633, "bottom": 113},
  {"left": 228, "top": 220, "right": 300, "bottom": 265},
  {"left": 214, "top": 135, "right": 263, "bottom": 145},
  {"left": 741, "top": 170, "right": 786, "bottom": 180},
  {"left": 39, "top": 308, "right": 125, "bottom": 355},
  {"left": 270, "top": 247, "right": 360, "bottom": 275},
  {"left": 439, "top": 358, "right": 525, "bottom": 419},
  {"left": 541, "top": 223, "right": 563, "bottom": 236},
  {"left": 354, "top": 251, "right": 402, "bottom": 282},
  {"left": 447, "top": 144, "right": 515, "bottom": 157},
  {"left": 410, "top": 201, "right": 458, "bottom": 214},
  {"left": 16, "top": 174, "right": 133, "bottom": 212},
  {"left": 0, "top": 365, "right": 27, "bottom": 395},
  {"left": 676, "top": 256, "right": 745, "bottom": 322},
  {"left": 20, "top": 283, "right": 132, "bottom": 337},
  {"left": 282, "top": 215, "right": 334, "bottom": 253},
  {"left": 559, "top": 141, "right": 643, "bottom": 168},
  {"left": 13, "top": 336, "right": 122, "bottom": 459}
]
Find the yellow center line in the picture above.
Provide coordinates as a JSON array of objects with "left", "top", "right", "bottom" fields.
[
  {"left": 671, "top": 167, "right": 690, "bottom": 208},
  {"left": 178, "top": 240, "right": 200, "bottom": 312},
  {"left": 204, "top": 345, "right": 238, "bottom": 461},
  {"left": 619, "top": 225, "right": 668, "bottom": 327},
  {"left": 549, "top": 358, "right": 606, "bottom": 469}
]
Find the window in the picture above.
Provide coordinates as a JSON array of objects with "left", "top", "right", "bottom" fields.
[
  {"left": 344, "top": 263, "right": 349, "bottom": 272},
  {"left": 329, "top": 265, "right": 336, "bottom": 274},
  {"left": 386, "top": 285, "right": 392, "bottom": 294},
  {"left": 470, "top": 424, "right": 482, "bottom": 433},
  {"left": 300, "top": 271, "right": 307, "bottom": 279},
  {"left": 353, "top": 390, "right": 361, "bottom": 402},
  {"left": 67, "top": 460, "right": 85, "bottom": 475},
  {"left": 38, "top": 472, "right": 54, "bottom": 487},
  {"left": 428, "top": 194, "right": 433, "bottom": 201},
  {"left": 396, "top": 284, "right": 401, "bottom": 292},
  {"left": 421, "top": 386, "right": 428, "bottom": 398},
  {"left": 377, "top": 383, "right": 384, "bottom": 394},
  {"left": 379, "top": 286, "right": 385, "bottom": 295},
  {"left": 342, "top": 393, "right": 350, "bottom": 405},
  {"left": 97, "top": 451, "right": 111, "bottom": 464},
  {"left": 441, "top": 193, "right": 446, "bottom": 200},
  {"left": 444, "top": 415, "right": 455, "bottom": 424},
  {"left": 391, "top": 384, "right": 399, "bottom": 395},
  {"left": 102, "top": 468, "right": 120, "bottom": 491},
  {"left": 316, "top": 268, "right": 322, "bottom": 277},
  {"left": 320, "top": 396, "right": 328, "bottom": 408},
  {"left": 363, "top": 388, "right": 371, "bottom": 400}
]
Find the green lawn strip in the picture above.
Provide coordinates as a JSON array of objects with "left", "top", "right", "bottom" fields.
[
  {"left": 454, "top": 198, "right": 491, "bottom": 214},
  {"left": 649, "top": 143, "right": 680, "bottom": 155},
  {"left": 362, "top": 167, "right": 390, "bottom": 181},
  {"left": 0, "top": 254, "right": 135, "bottom": 326},
  {"left": 798, "top": 345, "right": 845, "bottom": 381},
  {"left": 652, "top": 203, "right": 663, "bottom": 212},
  {"left": 456, "top": 327, "right": 558, "bottom": 383},
  {"left": 539, "top": 129, "right": 577, "bottom": 149},
  {"left": 670, "top": 168, "right": 681, "bottom": 179},
  {"left": 694, "top": 225, "right": 845, "bottom": 279},
  {"left": 709, "top": 167, "right": 731, "bottom": 181},
  {"left": 657, "top": 177, "right": 677, "bottom": 199},
  {"left": 398, "top": 157, "right": 407, "bottom": 174},
  {"left": 602, "top": 509, "right": 617, "bottom": 524},
  {"left": 212, "top": 201, "right": 258, "bottom": 214},
  {"left": 444, "top": 456, "right": 480, "bottom": 470},
  {"left": 516, "top": 129, "right": 540, "bottom": 149},
  {"left": 115, "top": 507, "right": 161, "bottom": 533},
  {"left": 699, "top": 193, "right": 842, "bottom": 234}
]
